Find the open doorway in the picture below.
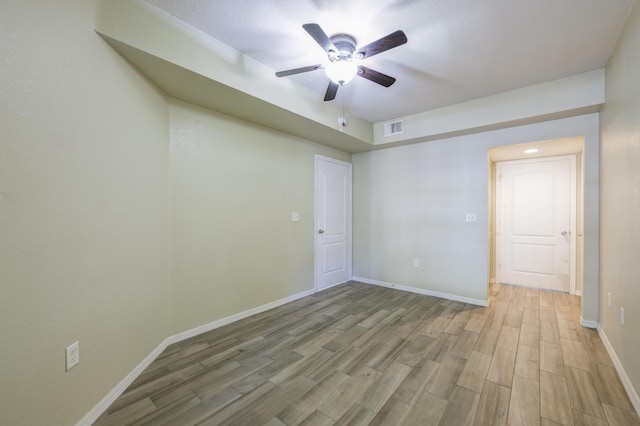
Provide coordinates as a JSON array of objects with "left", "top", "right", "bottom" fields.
[{"left": 488, "top": 137, "right": 585, "bottom": 297}]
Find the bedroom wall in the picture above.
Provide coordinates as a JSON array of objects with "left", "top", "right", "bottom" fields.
[
  {"left": 0, "top": 2, "right": 352, "bottom": 422},
  {"left": 169, "top": 101, "right": 351, "bottom": 333},
  {"left": 0, "top": 0, "right": 619, "bottom": 423},
  {"left": 0, "top": 0, "right": 172, "bottom": 424},
  {"left": 600, "top": 1, "right": 640, "bottom": 408},
  {"left": 353, "top": 114, "right": 600, "bottom": 317}
]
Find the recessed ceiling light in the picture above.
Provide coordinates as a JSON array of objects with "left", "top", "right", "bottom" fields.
[{"left": 523, "top": 148, "right": 539, "bottom": 154}]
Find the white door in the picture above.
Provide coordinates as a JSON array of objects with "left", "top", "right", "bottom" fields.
[
  {"left": 496, "top": 156, "right": 576, "bottom": 293},
  {"left": 315, "top": 156, "right": 352, "bottom": 291}
]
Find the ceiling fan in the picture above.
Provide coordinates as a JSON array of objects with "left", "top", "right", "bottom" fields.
[{"left": 275, "top": 23, "right": 408, "bottom": 101}]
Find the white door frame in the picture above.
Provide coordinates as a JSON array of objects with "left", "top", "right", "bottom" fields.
[
  {"left": 495, "top": 155, "right": 577, "bottom": 294},
  {"left": 314, "top": 155, "right": 352, "bottom": 292}
]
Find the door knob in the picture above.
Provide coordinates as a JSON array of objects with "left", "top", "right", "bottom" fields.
[
  {"left": 318, "top": 229, "right": 325, "bottom": 234},
  {"left": 561, "top": 230, "right": 571, "bottom": 236}
]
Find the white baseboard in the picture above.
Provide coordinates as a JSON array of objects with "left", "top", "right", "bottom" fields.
[
  {"left": 580, "top": 317, "right": 598, "bottom": 329},
  {"left": 77, "top": 287, "right": 316, "bottom": 426},
  {"left": 77, "top": 336, "right": 172, "bottom": 426},
  {"left": 597, "top": 325, "right": 640, "bottom": 416},
  {"left": 352, "top": 276, "right": 489, "bottom": 307},
  {"left": 166, "top": 288, "right": 316, "bottom": 345},
  {"left": 315, "top": 279, "right": 349, "bottom": 293}
]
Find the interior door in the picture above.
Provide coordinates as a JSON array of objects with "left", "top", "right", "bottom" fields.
[
  {"left": 315, "top": 156, "right": 352, "bottom": 291},
  {"left": 496, "top": 156, "right": 576, "bottom": 293}
]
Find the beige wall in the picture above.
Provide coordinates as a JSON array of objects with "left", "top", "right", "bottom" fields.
[
  {"left": 0, "top": 0, "right": 172, "bottom": 424},
  {"left": 2, "top": 0, "right": 635, "bottom": 423},
  {"left": 600, "top": 2, "right": 640, "bottom": 404},
  {"left": 0, "top": 2, "right": 352, "bottom": 423},
  {"left": 353, "top": 114, "right": 600, "bottom": 314},
  {"left": 169, "top": 101, "right": 351, "bottom": 333}
]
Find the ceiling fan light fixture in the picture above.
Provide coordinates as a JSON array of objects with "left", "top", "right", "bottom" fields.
[
  {"left": 276, "top": 24, "right": 407, "bottom": 101},
  {"left": 325, "top": 60, "right": 358, "bottom": 85}
]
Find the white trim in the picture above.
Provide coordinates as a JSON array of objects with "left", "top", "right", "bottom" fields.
[
  {"left": 314, "top": 155, "right": 352, "bottom": 169},
  {"left": 352, "top": 276, "right": 489, "bottom": 307},
  {"left": 580, "top": 317, "right": 598, "bottom": 328},
  {"left": 166, "top": 288, "right": 315, "bottom": 344},
  {"left": 316, "top": 279, "right": 349, "bottom": 293},
  {"left": 597, "top": 325, "right": 640, "bottom": 416},
  {"left": 76, "top": 287, "right": 316, "bottom": 426},
  {"left": 76, "top": 337, "right": 170, "bottom": 426}
]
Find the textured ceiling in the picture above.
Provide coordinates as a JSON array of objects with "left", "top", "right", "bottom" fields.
[{"left": 144, "top": 0, "right": 632, "bottom": 123}]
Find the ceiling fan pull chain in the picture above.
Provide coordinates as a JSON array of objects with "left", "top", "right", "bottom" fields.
[{"left": 338, "top": 86, "right": 347, "bottom": 131}]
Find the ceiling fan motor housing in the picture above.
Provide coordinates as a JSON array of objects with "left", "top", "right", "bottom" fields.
[{"left": 329, "top": 34, "right": 357, "bottom": 61}]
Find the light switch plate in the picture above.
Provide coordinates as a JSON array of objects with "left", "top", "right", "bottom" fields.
[{"left": 66, "top": 341, "right": 79, "bottom": 371}]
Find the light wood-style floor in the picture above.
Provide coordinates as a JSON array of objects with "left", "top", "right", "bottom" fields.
[{"left": 94, "top": 281, "right": 640, "bottom": 425}]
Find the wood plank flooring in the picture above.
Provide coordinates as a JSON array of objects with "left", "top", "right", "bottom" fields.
[{"left": 94, "top": 282, "right": 640, "bottom": 425}]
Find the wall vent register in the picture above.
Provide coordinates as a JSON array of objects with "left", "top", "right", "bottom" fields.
[{"left": 384, "top": 120, "right": 404, "bottom": 136}]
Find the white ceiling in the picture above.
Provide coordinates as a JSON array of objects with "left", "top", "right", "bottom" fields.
[{"left": 144, "top": 0, "right": 632, "bottom": 124}]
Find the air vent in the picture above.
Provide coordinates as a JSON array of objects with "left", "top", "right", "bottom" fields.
[{"left": 383, "top": 120, "right": 404, "bottom": 137}]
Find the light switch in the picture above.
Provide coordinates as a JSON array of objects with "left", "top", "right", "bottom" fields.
[
  {"left": 465, "top": 213, "right": 477, "bottom": 223},
  {"left": 291, "top": 212, "right": 299, "bottom": 222}
]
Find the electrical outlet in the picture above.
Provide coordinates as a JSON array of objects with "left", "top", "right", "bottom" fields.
[
  {"left": 620, "top": 307, "right": 625, "bottom": 325},
  {"left": 66, "top": 341, "right": 79, "bottom": 371},
  {"left": 291, "top": 212, "right": 299, "bottom": 222},
  {"left": 465, "top": 212, "right": 477, "bottom": 223},
  {"left": 608, "top": 292, "right": 612, "bottom": 308},
  {"left": 413, "top": 258, "right": 420, "bottom": 268}
]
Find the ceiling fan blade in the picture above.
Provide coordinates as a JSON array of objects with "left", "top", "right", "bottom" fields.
[
  {"left": 303, "top": 23, "right": 338, "bottom": 54},
  {"left": 324, "top": 81, "right": 339, "bottom": 101},
  {"left": 357, "top": 66, "right": 396, "bottom": 87},
  {"left": 355, "top": 30, "right": 407, "bottom": 59},
  {"left": 275, "top": 64, "right": 323, "bottom": 77}
]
